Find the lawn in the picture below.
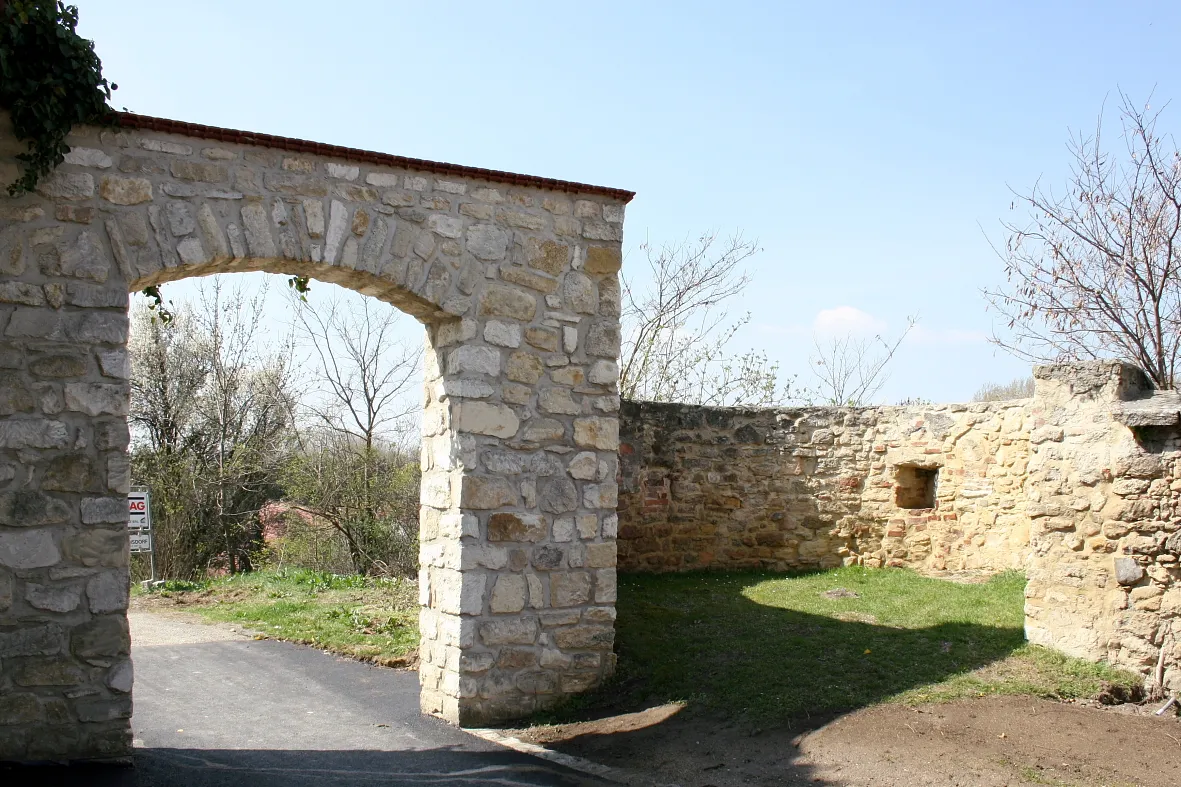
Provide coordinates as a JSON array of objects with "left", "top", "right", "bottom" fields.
[
  {"left": 137, "top": 566, "right": 1142, "bottom": 723},
  {"left": 135, "top": 568, "right": 420, "bottom": 666},
  {"left": 575, "top": 567, "right": 1142, "bottom": 723}
]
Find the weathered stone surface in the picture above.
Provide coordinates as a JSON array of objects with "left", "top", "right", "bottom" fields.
[
  {"left": 523, "top": 418, "right": 565, "bottom": 443},
  {"left": 585, "top": 323, "right": 621, "bottom": 357},
  {"left": 525, "top": 327, "right": 560, "bottom": 352},
  {"left": 480, "top": 616, "right": 538, "bottom": 646},
  {"left": 505, "top": 352, "right": 544, "bottom": 385},
  {"left": 1114, "top": 557, "right": 1145, "bottom": 586},
  {"left": 574, "top": 418, "right": 619, "bottom": 450},
  {"left": 490, "top": 574, "right": 528, "bottom": 613},
  {"left": 583, "top": 246, "right": 622, "bottom": 275},
  {"left": 479, "top": 285, "right": 537, "bottom": 321},
  {"left": 0, "top": 529, "right": 61, "bottom": 569},
  {"left": 549, "top": 572, "right": 591, "bottom": 607},
  {"left": 0, "top": 491, "right": 73, "bottom": 525},
  {"left": 447, "top": 346, "right": 501, "bottom": 377},
  {"left": 539, "top": 477, "right": 579, "bottom": 514},
  {"left": 0, "top": 568, "right": 11, "bottom": 611},
  {"left": 62, "top": 527, "right": 126, "bottom": 567},
  {"left": 466, "top": 225, "right": 509, "bottom": 260},
  {"left": 0, "top": 624, "right": 64, "bottom": 657},
  {"left": 461, "top": 477, "right": 520, "bottom": 509},
  {"left": 26, "top": 582, "right": 82, "bottom": 613},
  {"left": 455, "top": 402, "right": 519, "bottom": 438},
  {"left": 65, "top": 383, "right": 129, "bottom": 416},
  {"left": 562, "top": 272, "right": 597, "bottom": 314},
  {"left": 71, "top": 615, "right": 130, "bottom": 659},
  {"left": 488, "top": 513, "right": 548, "bottom": 542},
  {"left": 483, "top": 320, "right": 521, "bottom": 348},
  {"left": 87, "top": 571, "right": 129, "bottom": 613},
  {"left": 99, "top": 176, "right": 153, "bottom": 205},
  {"left": 37, "top": 171, "right": 94, "bottom": 200}
]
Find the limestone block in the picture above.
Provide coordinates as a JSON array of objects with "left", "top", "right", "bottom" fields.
[
  {"left": 447, "top": 346, "right": 502, "bottom": 377},
  {"left": 479, "top": 285, "right": 537, "bottom": 321},
  {"left": 99, "top": 176, "right": 153, "bottom": 205},
  {"left": 488, "top": 513, "right": 547, "bottom": 542},
  {"left": 490, "top": 575, "right": 528, "bottom": 613},
  {"left": 480, "top": 616, "right": 539, "bottom": 646},
  {"left": 0, "top": 529, "right": 60, "bottom": 569},
  {"left": 466, "top": 225, "right": 509, "bottom": 261},
  {"left": 549, "top": 571, "right": 591, "bottom": 607},
  {"left": 461, "top": 476, "right": 519, "bottom": 509},
  {"left": 87, "top": 570, "right": 130, "bottom": 613},
  {"left": 25, "top": 582, "right": 82, "bottom": 613},
  {"left": 539, "top": 477, "right": 578, "bottom": 514},
  {"left": 455, "top": 401, "right": 519, "bottom": 438},
  {"left": 506, "top": 352, "right": 544, "bottom": 384},
  {"left": 574, "top": 418, "right": 619, "bottom": 450},
  {"left": 482, "top": 320, "right": 521, "bottom": 348},
  {"left": 37, "top": 171, "right": 94, "bottom": 200}
]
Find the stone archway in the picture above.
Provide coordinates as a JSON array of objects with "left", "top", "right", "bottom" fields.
[{"left": 0, "top": 112, "right": 631, "bottom": 761}]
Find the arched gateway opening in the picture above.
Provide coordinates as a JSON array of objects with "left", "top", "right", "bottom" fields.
[{"left": 0, "top": 113, "right": 632, "bottom": 761}]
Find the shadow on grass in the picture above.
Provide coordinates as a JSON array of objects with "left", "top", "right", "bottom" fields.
[
  {"left": 517, "top": 569, "right": 1040, "bottom": 785},
  {"left": 551, "top": 569, "right": 1031, "bottom": 725}
]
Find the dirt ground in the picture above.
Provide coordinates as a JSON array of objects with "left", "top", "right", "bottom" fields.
[{"left": 515, "top": 697, "right": 1181, "bottom": 787}]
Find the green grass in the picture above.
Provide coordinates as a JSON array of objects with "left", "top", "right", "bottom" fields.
[
  {"left": 139, "top": 568, "right": 419, "bottom": 665},
  {"left": 559, "top": 567, "right": 1141, "bottom": 723}
]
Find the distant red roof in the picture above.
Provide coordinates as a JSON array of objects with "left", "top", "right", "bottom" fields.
[{"left": 115, "top": 112, "right": 636, "bottom": 203}]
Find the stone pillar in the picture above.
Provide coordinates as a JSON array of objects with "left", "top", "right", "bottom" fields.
[
  {"left": 417, "top": 247, "right": 624, "bottom": 726},
  {"left": 1024, "top": 361, "right": 1180, "bottom": 693}
]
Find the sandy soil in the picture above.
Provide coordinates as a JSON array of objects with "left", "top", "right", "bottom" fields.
[{"left": 516, "top": 697, "right": 1181, "bottom": 787}]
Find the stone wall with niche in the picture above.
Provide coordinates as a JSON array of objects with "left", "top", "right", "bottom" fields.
[
  {"left": 618, "top": 398, "right": 1033, "bottom": 573},
  {"left": 618, "top": 361, "right": 1181, "bottom": 693}
]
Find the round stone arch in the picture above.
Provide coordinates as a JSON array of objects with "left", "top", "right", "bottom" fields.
[{"left": 0, "top": 112, "right": 632, "bottom": 761}]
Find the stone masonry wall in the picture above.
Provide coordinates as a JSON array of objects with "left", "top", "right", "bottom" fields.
[
  {"left": 618, "top": 399, "right": 1032, "bottom": 573},
  {"left": 618, "top": 362, "right": 1181, "bottom": 692},
  {"left": 1023, "top": 362, "right": 1181, "bottom": 693},
  {"left": 0, "top": 111, "right": 629, "bottom": 760}
]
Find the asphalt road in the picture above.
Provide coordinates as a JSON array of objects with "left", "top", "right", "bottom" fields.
[{"left": 17, "top": 611, "right": 610, "bottom": 787}]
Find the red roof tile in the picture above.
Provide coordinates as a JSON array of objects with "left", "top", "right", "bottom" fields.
[{"left": 114, "top": 112, "right": 636, "bottom": 203}]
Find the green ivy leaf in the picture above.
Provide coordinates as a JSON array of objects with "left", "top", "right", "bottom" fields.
[{"left": 0, "top": 1, "right": 116, "bottom": 195}]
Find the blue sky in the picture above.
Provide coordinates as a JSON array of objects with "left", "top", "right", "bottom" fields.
[{"left": 76, "top": 0, "right": 1181, "bottom": 403}]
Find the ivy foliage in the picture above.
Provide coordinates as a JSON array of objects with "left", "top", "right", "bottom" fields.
[{"left": 0, "top": 1, "right": 116, "bottom": 195}]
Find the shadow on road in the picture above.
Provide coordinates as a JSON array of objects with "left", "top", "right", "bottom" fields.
[{"left": 10, "top": 746, "right": 604, "bottom": 787}]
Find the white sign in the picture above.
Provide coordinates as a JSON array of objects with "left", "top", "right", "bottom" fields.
[
  {"left": 128, "top": 491, "right": 151, "bottom": 530},
  {"left": 130, "top": 530, "right": 152, "bottom": 554}
]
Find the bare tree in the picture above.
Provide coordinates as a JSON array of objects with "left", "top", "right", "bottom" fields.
[
  {"left": 804, "top": 317, "right": 916, "bottom": 406},
  {"left": 284, "top": 293, "right": 421, "bottom": 575},
  {"left": 619, "top": 232, "right": 793, "bottom": 406},
  {"left": 984, "top": 93, "right": 1181, "bottom": 389}
]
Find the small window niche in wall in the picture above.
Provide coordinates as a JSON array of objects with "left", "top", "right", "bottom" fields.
[{"left": 894, "top": 464, "right": 938, "bottom": 510}]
